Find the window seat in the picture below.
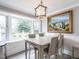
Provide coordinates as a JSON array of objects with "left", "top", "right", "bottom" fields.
[{"left": 6, "top": 38, "right": 25, "bottom": 56}]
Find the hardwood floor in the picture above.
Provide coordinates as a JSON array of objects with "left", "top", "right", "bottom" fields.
[
  {"left": 8, "top": 50, "right": 35, "bottom": 59},
  {"left": 8, "top": 51, "right": 77, "bottom": 59},
  {"left": 64, "top": 54, "right": 71, "bottom": 59}
]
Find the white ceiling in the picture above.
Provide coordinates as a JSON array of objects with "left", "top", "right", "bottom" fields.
[{"left": 0, "top": 0, "right": 79, "bottom": 17}]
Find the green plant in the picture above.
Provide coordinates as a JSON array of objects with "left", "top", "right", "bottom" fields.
[{"left": 17, "top": 20, "right": 31, "bottom": 33}]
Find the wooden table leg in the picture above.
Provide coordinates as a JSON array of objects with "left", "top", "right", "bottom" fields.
[
  {"left": 34, "top": 48, "right": 37, "bottom": 59},
  {"left": 0, "top": 46, "right": 3, "bottom": 59},
  {"left": 38, "top": 47, "right": 44, "bottom": 59},
  {"left": 28, "top": 44, "right": 31, "bottom": 59},
  {"left": 61, "top": 37, "right": 64, "bottom": 59},
  {"left": 5, "top": 44, "right": 7, "bottom": 59},
  {"left": 25, "top": 41, "right": 27, "bottom": 59},
  {"left": 60, "top": 47, "right": 64, "bottom": 59}
]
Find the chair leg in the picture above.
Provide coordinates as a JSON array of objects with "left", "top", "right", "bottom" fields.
[
  {"left": 34, "top": 48, "right": 37, "bottom": 59},
  {"left": 55, "top": 54, "right": 58, "bottom": 59},
  {"left": 4, "top": 45, "right": 7, "bottom": 59},
  {"left": 72, "top": 47, "right": 74, "bottom": 59},
  {"left": 60, "top": 48, "right": 64, "bottom": 59},
  {"left": 0, "top": 47, "right": 3, "bottom": 59},
  {"left": 28, "top": 44, "right": 31, "bottom": 59},
  {"left": 25, "top": 41, "right": 27, "bottom": 59},
  {"left": 47, "top": 55, "right": 50, "bottom": 59},
  {"left": 45, "top": 55, "right": 47, "bottom": 59},
  {"left": 38, "top": 50, "right": 39, "bottom": 59},
  {"left": 61, "top": 38, "right": 64, "bottom": 59},
  {"left": 34, "top": 49, "right": 39, "bottom": 59},
  {"left": 29, "top": 50, "right": 31, "bottom": 59},
  {"left": 44, "top": 53, "right": 48, "bottom": 59}
]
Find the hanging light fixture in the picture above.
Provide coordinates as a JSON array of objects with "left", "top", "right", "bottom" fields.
[
  {"left": 35, "top": 0, "right": 47, "bottom": 32},
  {"left": 35, "top": 0, "right": 47, "bottom": 19}
]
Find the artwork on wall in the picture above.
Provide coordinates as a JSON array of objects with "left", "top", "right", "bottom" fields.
[{"left": 47, "top": 10, "right": 73, "bottom": 33}]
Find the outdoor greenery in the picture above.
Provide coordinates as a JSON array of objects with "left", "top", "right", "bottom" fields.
[{"left": 17, "top": 20, "right": 31, "bottom": 33}]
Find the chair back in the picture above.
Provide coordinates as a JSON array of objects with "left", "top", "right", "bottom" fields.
[
  {"left": 28, "top": 34, "right": 36, "bottom": 38},
  {"left": 48, "top": 37, "right": 58, "bottom": 56},
  {"left": 38, "top": 33, "right": 44, "bottom": 37}
]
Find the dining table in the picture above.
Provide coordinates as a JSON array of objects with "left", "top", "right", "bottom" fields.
[
  {"left": 24, "top": 34, "right": 79, "bottom": 59},
  {"left": 24, "top": 36, "right": 55, "bottom": 59}
]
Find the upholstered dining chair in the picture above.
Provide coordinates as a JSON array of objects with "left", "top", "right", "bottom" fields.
[
  {"left": 28, "top": 34, "right": 37, "bottom": 59},
  {"left": 44, "top": 35, "right": 64, "bottom": 59},
  {"left": 38, "top": 33, "right": 44, "bottom": 37},
  {"left": 44, "top": 37, "right": 58, "bottom": 59},
  {"left": 58, "top": 35, "right": 64, "bottom": 59},
  {"left": 28, "top": 34, "right": 36, "bottom": 38}
]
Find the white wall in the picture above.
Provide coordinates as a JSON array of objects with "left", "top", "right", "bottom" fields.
[
  {"left": 42, "top": 6, "right": 79, "bottom": 35},
  {"left": 73, "top": 7, "right": 79, "bottom": 35},
  {"left": 42, "top": 6, "right": 79, "bottom": 57}
]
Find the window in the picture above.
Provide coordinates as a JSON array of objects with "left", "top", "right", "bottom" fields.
[
  {"left": 33, "top": 21, "right": 40, "bottom": 33},
  {"left": 0, "top": 15, "right": 6, "bottom": 41},
  {"left": 10, "top": 17, "right": 33, "bottom": 40},
  {"left": 11, "top": 18, "right": 33, "bottom": 33},
  {"left": 17, "top": 20, "right": 33, "bottom": 33},
  {"left": 0, "top": 13, "right": 41, "bottom": 41}
]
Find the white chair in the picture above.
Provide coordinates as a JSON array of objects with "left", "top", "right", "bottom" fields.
[
  {"left": 27, "top": 34, "right": 37, "bottom": 59},
  {"left": 44, "top": 35, "right": 64, "bottom": 59},
  {"left": 58, "top": 35, "right": 64, "bottom": 59},
  {"left": 28, "top": 34, "right": 36, "bottom": 38},
  {"left": 44, "top": 37, "right": 58, "bottom": 59},
  {"left": 38, "top": 33, "right": 44, "bottom": 37}
]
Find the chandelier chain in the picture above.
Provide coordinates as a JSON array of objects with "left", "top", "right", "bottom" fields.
[{"left": 41, "top": 0, "right": 43, "bottom": 5}]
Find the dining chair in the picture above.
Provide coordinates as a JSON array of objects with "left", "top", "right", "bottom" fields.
[
  {"left": 44, "top": 37, "right": 58, "bottom": 59},
  {"left": 28, "top": 34, "right": 36, "bottom": 38},
  {"left": 58, "top": 35, "right": 64, "bottom": 59},
  {"left": 38, "top": 33, "right": 44, "bottom": 37},
  {"left": 44, "top": 35, "right": 64, "bottom": 59},
  {"left": 28, "top": 34, "right": 37, "bottom": 59}
]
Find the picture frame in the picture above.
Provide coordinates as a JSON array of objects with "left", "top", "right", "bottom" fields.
[{"left": 47, "top": 10, "right": 73, "bottom": 33}]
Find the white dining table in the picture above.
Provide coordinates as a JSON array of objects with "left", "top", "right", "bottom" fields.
[
  {"left": 25, "top": 36, "right": 55, "bottom": 59},
  {"left": 25, "top": 35, "right": 79, "bottom": 59}
]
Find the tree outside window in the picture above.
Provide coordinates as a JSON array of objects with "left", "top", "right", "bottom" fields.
[{"left": 17, "top": 20, "right": 31, "bottom": 33}]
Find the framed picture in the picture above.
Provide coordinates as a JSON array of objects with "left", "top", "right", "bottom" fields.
[{"left": 47, "top": 10, "right": 73, "bottom": 33}]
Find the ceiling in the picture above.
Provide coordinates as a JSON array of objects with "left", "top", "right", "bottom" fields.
[{"left": 0, "top": 0, "right": 79, "bottom": 18}]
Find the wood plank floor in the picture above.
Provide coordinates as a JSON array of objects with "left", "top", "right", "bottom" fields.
[{"left": 8, "top": 51, "right": 74, "bottom": 59}]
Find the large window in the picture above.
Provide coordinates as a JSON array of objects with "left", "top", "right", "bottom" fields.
[
  {"left": 9, "top": 17, "right": 34, "bottom": 40},
  {"left": 0, "top": 14, "right": 41, "bottom": 40},
  {"left": 33, "top": 21, "right": 40, "bottom": 33},
  {"left": 0, "top": 15, "right": 6, "bottom": 41},
  {"left": 11, "top": 18, "right": 33, "bottom": 33},
  {"left": 10, "top": 18, "right": 41, "bottom": 34}
]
